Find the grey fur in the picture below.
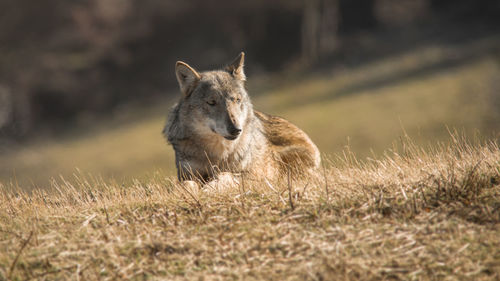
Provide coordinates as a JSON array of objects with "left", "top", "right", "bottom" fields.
[{"left": 164, "top": 52, "right": 320, "bottom": 182}]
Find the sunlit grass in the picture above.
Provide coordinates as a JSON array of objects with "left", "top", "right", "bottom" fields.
[
  {"left": 0, "top": 42, "right": 499, "bottom": 280},
  {"left": 0, "top": 112, "right": 175, "bottom": 189},
  {"left": 276, "top": 58, "right": 498, "bottom": 157},
  {"left": 0, "top": 137, "right": 499, "bottom": 280},
  {"left": 0, "top": 44, "right": 499, "bottom": 188}
]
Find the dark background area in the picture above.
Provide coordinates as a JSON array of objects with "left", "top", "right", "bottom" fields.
[{"left": 0, "top": 0, "right": 499, "bottom": 139}]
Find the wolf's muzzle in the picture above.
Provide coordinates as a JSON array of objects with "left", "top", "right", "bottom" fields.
[
  {"left": 229, "top": 127, "right": 242, "bottom": 136},
  {"left": 224, "top": 126, "right": 241, "bottom": 140}
]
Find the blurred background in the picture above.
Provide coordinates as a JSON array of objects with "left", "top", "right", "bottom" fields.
[{"left": 0, "top": 0, "right": 499, "bottom": 189}]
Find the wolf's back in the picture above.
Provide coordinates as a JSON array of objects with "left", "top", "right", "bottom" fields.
[{"left": 254, "top": 110, "right": 320, "bottom": 170}]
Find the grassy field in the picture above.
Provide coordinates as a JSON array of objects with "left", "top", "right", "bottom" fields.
[
  {"left": 0, "top": 38, "right": 500, "bottom": 279},
  {"left": 1, "top": 38, "right": 499, "bottom": 189},
  {"left": 0, "top": 137, "right": 499, "bottom": 280}
]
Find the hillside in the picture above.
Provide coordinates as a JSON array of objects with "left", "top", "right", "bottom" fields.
[
  {"left": 1, "top": 137, "right": 499, "bottom": 280},
  {"left": 1, "top": 37, "right": 499, "bottom": 189},
  {"left": 1, "top": 2, "right": 500, "bottom": 280}
]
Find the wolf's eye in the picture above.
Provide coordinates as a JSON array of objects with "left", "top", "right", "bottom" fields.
[
  {"left": 207, "top": 100, "right": 216, "bottom": 106},
  {"left": 236, "top": 98, "right": 241, "bottom": 103}
]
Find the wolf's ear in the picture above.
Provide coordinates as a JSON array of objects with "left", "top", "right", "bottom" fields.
[
  {"left": 225, "top": 52, "right": 246, "bottom": 81},
  {"left": 175, "top": 61, "right": 201, "bottom": 96}
]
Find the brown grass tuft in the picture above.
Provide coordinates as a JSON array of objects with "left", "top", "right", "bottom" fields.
[{"left": 1, "top": 137, "right": 499, "bottom": 280}]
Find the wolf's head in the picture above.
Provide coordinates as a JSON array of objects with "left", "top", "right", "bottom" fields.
[{"left": 174, "top": 52, "right": 251, "bottom": 141}]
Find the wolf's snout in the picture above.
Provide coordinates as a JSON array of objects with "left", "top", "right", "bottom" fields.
[
  {"left": 226, "top": 113, "right": 242, "bottom": 138},
  {"left": 229, "top": 127, "right": 242, "bottom": 136},
  {"left": 224, "top": 123, "right": 242, "bottom": 140}
]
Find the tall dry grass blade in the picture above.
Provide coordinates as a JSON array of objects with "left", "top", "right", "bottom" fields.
[
  {"left": 287, "top": 167, "right": 295, "bottom": 211},
  {"left": 8, "top": 230, "right": 34, "bottom": 280}
]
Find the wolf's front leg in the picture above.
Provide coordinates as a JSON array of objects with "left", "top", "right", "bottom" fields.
[
  {"left": 181, "top": 180, "right": 200, "bottom": 189},
  {"left": 203, "top": 172, "right": 240, "bottom": 192}
]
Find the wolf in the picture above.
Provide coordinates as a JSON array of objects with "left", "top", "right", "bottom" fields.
[{"left": 163, "top": 52, "right": 320, "bottom": 184}]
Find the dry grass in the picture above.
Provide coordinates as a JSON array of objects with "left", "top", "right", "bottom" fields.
[
  {"left": 261, "top": 51, "right": 500, "bottom": 157},
  {"left": 2, "top": 40, "right": 500, "bottom": 188},
  {"left": 1, "top": 136, "right": 499, "bottom": 280},
  {"left": 0, "top": 105, "right": 176, "bottom": 189}
]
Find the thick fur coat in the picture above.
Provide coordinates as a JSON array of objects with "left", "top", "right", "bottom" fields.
[{"left": 164, "top": 53, "right": 320, "bottom": 182}]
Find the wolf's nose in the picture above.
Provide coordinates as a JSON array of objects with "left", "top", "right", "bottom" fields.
[{"left": 230, "top": 127, "right": 242, "bottom": 136}]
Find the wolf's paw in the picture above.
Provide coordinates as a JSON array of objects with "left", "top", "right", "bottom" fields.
[
  {"left": 181, "top": 180, "right": 200, "bottom": 192},
  {"left": 203, "top": 172, "right": 240, "bottom": 193}
]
